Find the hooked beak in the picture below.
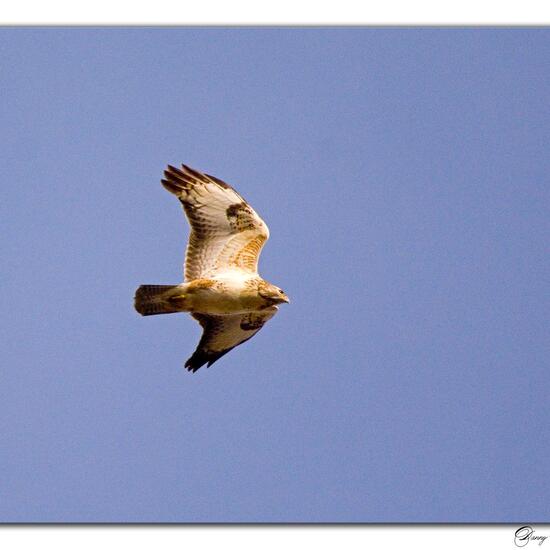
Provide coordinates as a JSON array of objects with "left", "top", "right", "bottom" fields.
[{"left": 280, "top": 294, "right": 290, "bottom": 304}]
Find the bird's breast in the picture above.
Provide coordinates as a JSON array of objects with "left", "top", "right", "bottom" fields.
[{"left": 187, "top": 276, "right": 263, "bottom": 315}]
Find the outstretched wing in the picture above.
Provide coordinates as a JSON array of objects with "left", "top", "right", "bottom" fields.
[
  {"left": 185, "top": 307, "right": 278, "bottom": 372},
  {"left": 161, "top": 164, "right": 270, "bottom": 281}
]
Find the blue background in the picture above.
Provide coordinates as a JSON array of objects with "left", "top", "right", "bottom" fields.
[{"left": 1, "top": 28, "right": 548, "bottom": 522}]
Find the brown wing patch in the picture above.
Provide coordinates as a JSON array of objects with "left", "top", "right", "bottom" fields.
[
  {"left": 240, "top": 312, "right": 269, "bottom": 331},
  {"left": 226, "top": 202, "right": 258, "bottom": 232}
]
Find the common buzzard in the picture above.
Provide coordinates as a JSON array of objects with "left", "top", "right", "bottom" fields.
[{"left": 134, "top": 164, "right": 289, "bottom": 372}]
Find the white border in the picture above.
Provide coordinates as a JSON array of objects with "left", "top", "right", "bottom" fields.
[
  {"left": 1, "top": 0, "right": 550, "bottom": 24},
  {"left": 0, "top": 525, "right": 535, "bottom": 550}
]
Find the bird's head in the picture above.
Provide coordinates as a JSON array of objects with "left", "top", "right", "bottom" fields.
[{"left": 258, "top": 281, "right": 290, "bottom": 305}]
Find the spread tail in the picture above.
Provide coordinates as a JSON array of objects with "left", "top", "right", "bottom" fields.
[{"left": 134, "top": 285, "right": 186, "bottom": 316}]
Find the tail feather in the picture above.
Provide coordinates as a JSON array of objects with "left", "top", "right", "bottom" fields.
[{"left": 134, "top": 285, "right": 183, "bottom": 316}]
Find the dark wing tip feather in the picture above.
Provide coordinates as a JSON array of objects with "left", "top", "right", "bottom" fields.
[
  {"left": 184, "top": 348, "right": 232, "bottom": 373},
  {"left": 204, "top": 172, "right": 233, "bottom": 190},
  {"left": 161, "top": 165, "right": 189, "bottom": 195},
  {"left": 161, "top": 163, "right": 216, "bottom": 196},
  {"left": 165, "top": 165, "right": 186, "bottom": 180},
  {"left": 161, "top": 178, "right": 182, "bottom": 194},
  {"left": 181, "top": 164, "right": 210, "bottom": 183},
  {"left": 161, "top": 162, "right": 238, "bottom": 196}
]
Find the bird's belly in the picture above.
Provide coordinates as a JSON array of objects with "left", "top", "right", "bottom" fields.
[{"left": 190, "top": 287, "right": 261, "bottom": 315}]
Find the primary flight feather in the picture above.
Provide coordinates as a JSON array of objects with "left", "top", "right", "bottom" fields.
[{"left": 134, "top": 164, "right": 289, "bottom": 372}]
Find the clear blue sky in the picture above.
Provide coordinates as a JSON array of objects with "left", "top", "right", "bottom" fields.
[{"left": 1, "top": 28, "right": 548, "bottom": 522}]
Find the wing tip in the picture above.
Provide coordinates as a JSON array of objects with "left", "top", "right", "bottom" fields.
[
  {"left": 183, "top": 349, "right": 230, "bottom": 373},
  {"left": 161, "top": 178, "right": 181, "bottom": 195},
  {"left": 183, "top": 351, "right": 211, "bottom": 373},
  {"left": 161, "top": 165, "right": 187, "bottom": 195},
  {"left": 181, "top": 164, "right": 210, "bottom": 183},
  {"left": 161, "top": 163, "right": 236, "bottom": 194},
  {"left": 184, "top": 362, "right": 201, "bottom": 373},
  {"left": 161, "top": 163, "right": 213, "bottom": 195}
]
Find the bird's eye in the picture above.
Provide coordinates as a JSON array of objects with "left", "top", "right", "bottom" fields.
[{"left": 279, "top": 289, "right": 284, "bottom": 294}]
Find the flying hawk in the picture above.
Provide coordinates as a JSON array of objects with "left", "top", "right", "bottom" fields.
[{"left": 134, "top": 164, "right": 289, "bottom": 372}]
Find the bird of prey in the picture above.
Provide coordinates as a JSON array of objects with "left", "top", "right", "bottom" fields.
[{"left": 134, "top": 164, "right": 290, "bottom": 372}]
